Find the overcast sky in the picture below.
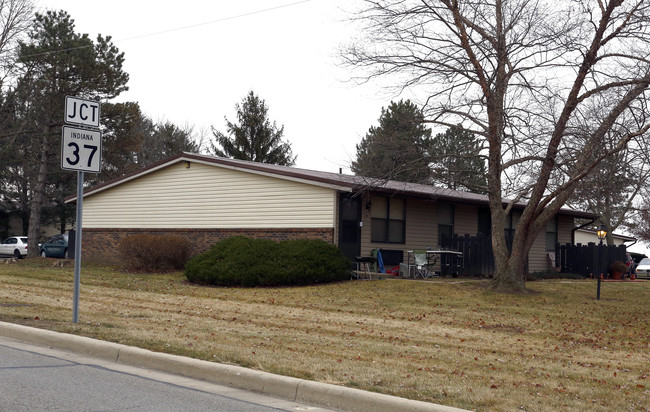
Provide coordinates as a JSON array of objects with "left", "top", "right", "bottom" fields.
[{"left": 38, "top": 0, "right": 399, "bottom": 173}]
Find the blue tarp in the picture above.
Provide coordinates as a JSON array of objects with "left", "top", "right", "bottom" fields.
[{"left": 376, "top": 249, "right": 385, "bottom": 273}]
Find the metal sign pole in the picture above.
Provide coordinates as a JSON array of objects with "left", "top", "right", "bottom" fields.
[{"left": 72, "top": 171, "right": 84, "bottom": 323}]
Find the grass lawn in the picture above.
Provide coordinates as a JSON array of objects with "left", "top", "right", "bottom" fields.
[{"left": 0, "top": 258, "right": 648, "bottom": 411}]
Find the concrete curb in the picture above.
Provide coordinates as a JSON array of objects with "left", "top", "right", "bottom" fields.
[{"left": 0, "top": 321, "right": 467, "bottom": 412}]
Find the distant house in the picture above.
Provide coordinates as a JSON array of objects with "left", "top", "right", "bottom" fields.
[
  {"left": 68, "top": 152, "right": 596, "bottom": 274},
  {"left": 0, "top": 210, "right": 61, "bottom": 241},
  {"left": 574, "top": 228, "right": 636, "bottom": 246}
]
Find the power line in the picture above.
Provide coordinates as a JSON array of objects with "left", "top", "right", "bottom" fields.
[
  {"left": 17, "top": 0, "right": 313, "bottom": 60},
  {"left": 118, "top": 0, "right": 313, "bottom": 42}
]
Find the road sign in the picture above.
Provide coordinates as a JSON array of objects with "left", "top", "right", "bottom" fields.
[
  {"left": 62, "top": 96, "right": 103, "bottom": 323},
  {"left": 65, "top": 96, "right": 100, "bottom": 128},
  {"left": 61, "top": 126, "right": 102, "bottom": 173}
]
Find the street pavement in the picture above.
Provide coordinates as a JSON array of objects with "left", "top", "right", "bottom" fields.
[{"left": 0, "top": 336, "right": 331, "bottom": 412}]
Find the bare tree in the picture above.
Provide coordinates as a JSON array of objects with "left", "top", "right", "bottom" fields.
[
  {"left": 342, "top": 0, "right": 650, "bottom": 292},
  {"left": 0, "top": 0, "right": 34, "bottom": 85},
  {"left": 565, "top": 111, "right": 650, "bottom": 245}
]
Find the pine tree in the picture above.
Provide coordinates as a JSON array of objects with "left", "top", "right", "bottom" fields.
[
  {"left": 428, "top": 125, "right": 487, "bottom": 193},
  {"left": 211, "top": 91, "right": 295, "bottom": 166},
  {"left": 351, "top": 100, "right": 431, "bottom": 183}
]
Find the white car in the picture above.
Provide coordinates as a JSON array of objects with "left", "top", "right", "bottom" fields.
[
  {"left": 0, "top": 236, "right": 28, "bottom": 259},
  {"left": 635, "top": 258, "right": 650, "bottom": 279}
]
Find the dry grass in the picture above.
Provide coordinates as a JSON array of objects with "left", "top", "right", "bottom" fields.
[{"left": 0, "top": 258, "right": 648, "bottom": 411}]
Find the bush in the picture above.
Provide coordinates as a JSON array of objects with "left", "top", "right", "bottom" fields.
[
  {"left": 119, "top": 234, "right": 192, "bottom": 272},
  {"left": 609, "top": 260, "right": 628, "bottom": 277},
  {"left": 185, "top": 236, "right": 351, "bottom": 287}
]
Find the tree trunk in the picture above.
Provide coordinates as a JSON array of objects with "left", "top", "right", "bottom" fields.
[
  {"left": 490, "top": 241, "right": 528, "bottom": 293},
  {"left": 27, "top": 126, "right": 50, "bottom": 257}
]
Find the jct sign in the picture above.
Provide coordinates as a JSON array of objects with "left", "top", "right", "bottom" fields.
[
  {"left": 61, "top": 126, "right": 102, "bottom": 173},
  {"left": 65, "top": 96, "right": 100, "bottom": 128}
]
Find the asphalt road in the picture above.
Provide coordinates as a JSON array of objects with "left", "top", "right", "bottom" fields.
[{"left": 0, "top": 336, "right": 333, "bottom": 412}]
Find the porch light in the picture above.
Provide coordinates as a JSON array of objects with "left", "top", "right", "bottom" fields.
[{"left": 596, "top": 224, "right": 607, "bottom": 240}]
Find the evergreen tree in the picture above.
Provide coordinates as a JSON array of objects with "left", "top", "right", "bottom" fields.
[
  {"left": 428, "top": 125, "right": 487, "bottom": 193},
  {"left": 88, "top": 101, "right": 145, "bottom": 184},
  {"left": 351, "top": 100, "right": 431, "bottom": 183},
  {"left": 211, "top": 91, "right": 295, "bottom": 166},
  {"left": 137, "top": 120, "right": 200, "bottom": 167}
]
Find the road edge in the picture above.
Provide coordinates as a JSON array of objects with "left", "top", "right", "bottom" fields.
[{"left": 0, "top": 321, "right": 467, "bottom": 412}]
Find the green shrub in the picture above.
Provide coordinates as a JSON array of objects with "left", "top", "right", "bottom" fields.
[
  {"left": 280, "top": 239, "right": 351, "bottom": 285},
  {"left": 119, "top": 234, "right": 191, "bottom": 272},
  {"left": 185, "top": 236, "right": 351, "bottom": 287}
]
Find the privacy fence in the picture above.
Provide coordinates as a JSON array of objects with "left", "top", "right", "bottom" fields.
[
  {"left": 441, "top": 233, "right": 494, "bottom": 276},
  {"left": 555, "top": 243, "right": 627, "bottom": 277},
  {"left": 441, "top": 234, "right": 627, "bottom": 278}
]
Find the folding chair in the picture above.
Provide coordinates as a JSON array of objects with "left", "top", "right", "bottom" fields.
[{"left": 413, "top": 249, "right": 433, "bottom": 278}]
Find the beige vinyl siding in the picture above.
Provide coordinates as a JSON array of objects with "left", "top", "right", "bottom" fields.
[
  {"left": 574, "top": 230, "right": 630, "bottom": 246},
  {"left": 404, "top": 199, "right": 438, "bottom": 251},
  {"left": 557, "top": 215, "right": 573, "bottom": 246},
  {"left": 528, "top": 232, "right": 550, "bottom": 272},
  {"left": 455, "top": 203, "right": 477, "bottom": 236},
  {"left": 83, "top": 162, "right": 337, "bottom": 229},
  {"left": 528, "top": 215, "right": 574, "bottom": 272}
]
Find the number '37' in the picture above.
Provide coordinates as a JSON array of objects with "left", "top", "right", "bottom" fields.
[{"left": 66, "top": 142, "right": 97, "bottom": 167}]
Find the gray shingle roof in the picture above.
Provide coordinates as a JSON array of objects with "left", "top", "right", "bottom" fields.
[{"left": 71, "top": 152, "right": 597, "bottom": 219}]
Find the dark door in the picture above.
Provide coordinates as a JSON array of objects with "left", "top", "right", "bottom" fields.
[{"left": 338, "top": 194, "right": 362, "bottom": 262}]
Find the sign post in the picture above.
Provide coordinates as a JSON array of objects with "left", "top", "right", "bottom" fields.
[{"left": 63, "top": 96, "right": 102, "bottom": 323}]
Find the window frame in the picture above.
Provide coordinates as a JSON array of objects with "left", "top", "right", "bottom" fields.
[
  {"left": 545, "top": 216, "right": 558, "bottom": 251},
  {"left": 437, "top": 202, "right": 455, "bottom": 245},
  {"left": 370, "top": 195, "right": 406, "bottom": 244}
]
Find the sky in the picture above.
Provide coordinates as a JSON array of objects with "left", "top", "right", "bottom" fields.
[{"left": 38, "top": 0, "right": 395, "bottom": 174}]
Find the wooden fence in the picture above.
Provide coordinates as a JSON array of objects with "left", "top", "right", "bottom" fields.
[
  {"left": 441, "top": 233, "right": 494, "bottom": 276},
  {"left": 555, "top": 243, "right": 627, "bottom": 277},
  {"left": 441, "top": 235, "right": 627, "bottom": 278}
]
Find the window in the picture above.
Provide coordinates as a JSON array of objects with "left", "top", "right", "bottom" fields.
[
  {"left": 438, "top": 202, "right": 454, "bottom": 245},
  {"left": 504, "top": 210, "right": 521, "bottom": 251},
  {"left": 478, "top": 207, "right": 491, "bottom": 235},
  {"left": 546, "top": 217, "right": 557, "bottom": 251},
  {"left": 370, "top": 196, "right": 405, "bottom": 243}
]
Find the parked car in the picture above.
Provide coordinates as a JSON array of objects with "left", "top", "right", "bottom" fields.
[
  {"left": 0, "top": 236, "right": 28, "bottom": 259},
  {"left": 634, "top": 257, "right": 650, "bottom": 279},
  {"left": 39, "top": 234, "right": 69, "bottom": 258}
]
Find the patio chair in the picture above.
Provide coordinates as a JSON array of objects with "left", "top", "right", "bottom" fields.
[{"left": 413, "top": 249, "right": 433, "bottom": 278}]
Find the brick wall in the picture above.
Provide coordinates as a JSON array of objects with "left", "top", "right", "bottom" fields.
[{"left": 82, "top": 228, "right": 336, "bottom": 262}]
